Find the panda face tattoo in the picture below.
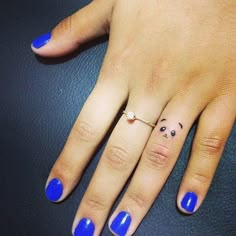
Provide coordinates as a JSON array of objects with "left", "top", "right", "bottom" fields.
[{"left": 159, "top": 119, "right": 183, "bottom": 139}]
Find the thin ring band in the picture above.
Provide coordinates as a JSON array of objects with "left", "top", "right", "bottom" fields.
[{"left": 123, "top": 111, "right": 156, "bottom": 128}]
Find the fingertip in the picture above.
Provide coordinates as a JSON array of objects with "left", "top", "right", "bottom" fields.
[
  {"left": 108, "top": 211, "right": 132, "bottom": 236},
  {"left": 45, "top": 178, "right": 64, "bottom": 203},
  {"left": 72, "top": 218, "right": 95, "bottom": 236},
  {"left": 31, "top": 32, "right": 54, "bottom": 57},
  {"left": 32, "top": 32, "right": 51, "bottom": 49},
  {"left": 177, "top": 191, "right": 199, "bottom": 215},
  {"left": 31, "top": 31, "right": 78, "bottom": 57}
]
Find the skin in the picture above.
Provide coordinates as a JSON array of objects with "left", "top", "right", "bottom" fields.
[{"left": 31, "top": 0, "right": 236, "bottom": 235}]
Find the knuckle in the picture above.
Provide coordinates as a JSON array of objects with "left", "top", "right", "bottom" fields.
[
  {"left": 126, "top": 191, "right": 149, "bottom": 209},
  {"left": 100, "top": 50, "right": 131, "bottom": 80},
  {"left": 190, "top": 169, "right": 211, "bottom": 185},
  {"left": 144, "top": 143, "right": 170, "bottom": 170},
  {"left": 104, "top": 145, "right": 130, "bottom": 171},
  {"left": 197, "top": 136, "right": 224, "bottom": 156},
  {"left": 55, "top": 15, "right": 73, "bottom": 35},
  {"left": 84, "top": 195, "right": 106, "bottom": 212},
  {"left": 109, "top": 52, "right": 128, "bottom": 70},
  {"left": 71, "top": 120, "right": 97, "bottom": 143},
  {"left": 52, "top": 160, "right": 71, "bottom": 180}
]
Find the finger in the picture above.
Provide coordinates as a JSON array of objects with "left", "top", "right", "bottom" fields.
[
  {"left": 45, "top": 78, "right": 128, "bottom": 203},
  {"left": 72, "top": 93, "right": 167, "bottom": 236},
  {"left": 108, "top": 85, "right": 210, "bottom": 236},
  {"left": 177, "top": 96, "right": 236, "bottom": 214},
  {"left": 31, "top": 0, "right": 114, "bottom": 57}
]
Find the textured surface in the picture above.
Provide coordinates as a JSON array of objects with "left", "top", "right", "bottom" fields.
[{"left": 0, "top": 0, "right": 236, "bottom": 235}]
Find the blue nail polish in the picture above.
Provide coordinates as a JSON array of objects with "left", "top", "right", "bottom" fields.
[
  {"left": 45, "top": 178, "right": 63, "bottom": 202},
  {"left": 74, "top": 218, "right": 95, "bottom": 236},
  {"left": 110, "top": 211, "right": 131, "bottom": 236},
  {"left": 32, "top": 32, "right": 51, "bottom": 49},
  {"left": 181, "top": 192, "right": 198, "bottom": 213}
]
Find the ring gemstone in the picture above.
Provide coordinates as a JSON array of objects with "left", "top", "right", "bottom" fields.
[{"left": 127, "top": 112, "right": 136, "bottom": 121}]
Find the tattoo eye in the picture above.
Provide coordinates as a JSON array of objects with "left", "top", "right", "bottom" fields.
[
  {"left": 171, "top": 130, "right": 176, "bottom": 137},
  {"left": 160, "top": 127, "right": 166, "bottom": 132}
]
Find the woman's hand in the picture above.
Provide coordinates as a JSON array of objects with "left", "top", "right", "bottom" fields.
[{"left": 31, "top": 0, "right": 236, "bottom": 235}]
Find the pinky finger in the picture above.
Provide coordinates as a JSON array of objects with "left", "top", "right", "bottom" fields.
[{"left": 177, "top": 97, "right": 236, "bottom": 214}]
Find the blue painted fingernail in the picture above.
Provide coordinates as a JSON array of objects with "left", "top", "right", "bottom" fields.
[
  {"left": 110, "top": 211, "right": 131, "bottom": 236},
  {"left": 181, "top": 192, "right": 198, "bottom": 213},
  {"left": 74, "top": 218, "right": 95, "bottom": 236},
  {"left": 45, "top": 178, "right": 63, "bottom": 202},
  {"left": 32, "top": 32, "right": 51, "bottom": 49}
]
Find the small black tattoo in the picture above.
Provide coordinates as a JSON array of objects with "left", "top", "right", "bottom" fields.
[{"left": 159, "top": 118, "right": 183, "bottom": 139}]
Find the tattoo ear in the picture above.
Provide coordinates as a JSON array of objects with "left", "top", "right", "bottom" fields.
[{"left": 179, "top": 122, "right": 183, "bottom": 129}]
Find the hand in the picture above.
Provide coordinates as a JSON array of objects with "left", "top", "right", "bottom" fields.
[{"left": 31, "top": 0, "right": 236, "bottom": 235}]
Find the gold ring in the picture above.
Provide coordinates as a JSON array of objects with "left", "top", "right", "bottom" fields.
[{"left": 123, "top": 111, "right": 156, "bottom": 128}]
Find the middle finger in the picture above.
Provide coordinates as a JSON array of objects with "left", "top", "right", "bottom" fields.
[{"left": 72, "top": 91, "right": 166, "bottom": 236}]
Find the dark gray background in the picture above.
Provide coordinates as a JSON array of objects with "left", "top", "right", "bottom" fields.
[{"left": 0, "top": 0, "right": 235, "bottom": 235}]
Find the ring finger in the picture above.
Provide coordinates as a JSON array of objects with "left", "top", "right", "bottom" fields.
[{"left": 108, "top": 83, "right": 211, "bottom": 236}]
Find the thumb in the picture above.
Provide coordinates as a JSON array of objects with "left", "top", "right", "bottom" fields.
[{"left": 31, "top": 0, "right": 113, "bottom": 57}]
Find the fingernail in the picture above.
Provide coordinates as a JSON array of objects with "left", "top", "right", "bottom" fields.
[
  {"left": 45, "top": 178, "right": 63, "bottom": 202},
  {"left": 110, "top": 211, "right": 131, "bottom": 236},
  {"left": 181, "top": 192, "right": 198, "bottom": 213},
  {"left": 32, "top": 32, "right": 51, "bottom": 49},
  {"left": 74, "top": 218, "right": 95, "bottom": 236}
]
